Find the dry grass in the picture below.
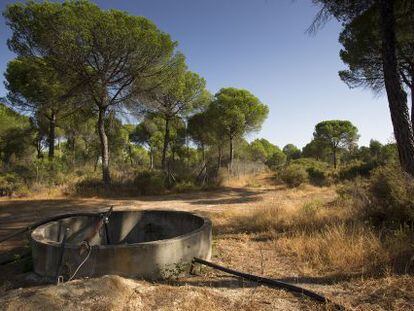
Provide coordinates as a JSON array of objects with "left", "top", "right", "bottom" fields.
[
  {"left": 276, "top": 224, "right": 388, "bottom": 275},
  {"left": 338, "top": 275, "right": 414, "bottom": 310},
  {"left": 1, "top": 173, "right": 414, "bottom": 310},
  {"left": 208, "top": 180, "right": 414, "bottom": 310},
  {"left": 220, "top": 174, "right": 259, "bottom": 188},
  {"left": 216, "top": 192, "right": 414, "bottom": 280}
]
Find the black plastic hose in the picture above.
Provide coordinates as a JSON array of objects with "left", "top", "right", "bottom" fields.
[{"left": 193, "top": 257, "right": 345, "bottom": 310}]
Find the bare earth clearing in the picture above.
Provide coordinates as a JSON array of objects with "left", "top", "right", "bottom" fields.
[{"left": 0, "top": 175, "right": 413, "bottom": 310}]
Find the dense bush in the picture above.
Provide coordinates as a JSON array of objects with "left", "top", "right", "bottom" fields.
[
  {"left": 0, "top": 172, "right": 26, "bottom": 196},
  {"left": 339, "top": 164, "right": 414, "bottom": 227},
  {"left": 338, "top": 160, "right": 378, "bottom": 181},
  {"left": 73, "top": 177, "right": 107, "bottom": 196},
  {"left": 266, "top": 149, "right": 287, "bottom": 170},
  {"left": 307, "top": 166, "right": 330, "bottom": 186},
  {"left": 367, "top": 165, "right": 414, "bottom": 226},
  {"left": 0, "top": 158, "right": 78, "bottom": 196},
  {"left": 134, "top": 170, "right": 167, "bottom": 195},
  {"left": 280, "top": 164, "right": 308, "bottom": 187},
  {"left": 290, "top": 158, "right": 332, "bottom": 186},
  {"left": 172, "top": 180, "right": 199, "bottom": 193},
  {"left": 31, "top": 159, "right": 72, "bottom": 186}
]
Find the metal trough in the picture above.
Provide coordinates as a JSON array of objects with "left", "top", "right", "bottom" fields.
[{"left": 31, "top": 210, "right": 212, "bottom": 280}]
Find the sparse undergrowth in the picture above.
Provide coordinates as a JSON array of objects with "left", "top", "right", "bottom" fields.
[
  {"left": 216, "top": 167, "right": 414, "bottom": 278},
  {"left": 224, "top": 208, "right": 413, "bottom": 278}
]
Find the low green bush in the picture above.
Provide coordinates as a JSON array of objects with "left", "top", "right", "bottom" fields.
[
  {"left": 27, "top": 159, "right": 72, "bottom": 186},
  {"left": 338, "top": 164, "right": 414, "bottom": 227},
  {"left": 172, "top": 180, "right": 199, "bottom": 193},
  {"left": 280, "top": 164, "right": 308, "bottom": 188},
  {"left": 338, "top": 160, "right": 378, "bottom": 181},
  {"left": 0, "top": 172, "right": 26, "bottom": 196},
  {"left": 290, "top": 158, "right": 332, "bottom": 186},
  {"left": 73, "top": 177, "right": 106, "bottom": 196},
  {"left": 307, "top": 167, "right": 331, "bottom": 186},
  {"left": 367, "top": 164, "right": 414, "bottom": 226},
  {"left": 266, "top": 150, "right": 287, "bottom": 170},
  {"left": 134, "top": 170, "right": 167, "bottom": 195}
]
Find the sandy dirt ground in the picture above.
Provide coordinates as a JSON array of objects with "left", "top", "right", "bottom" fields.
[{"left": 0, "top": 176, "right": 412, "bottom": 310}]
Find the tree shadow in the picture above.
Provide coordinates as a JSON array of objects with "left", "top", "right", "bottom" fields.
[
  {"left": 128, "top": 187, "right": 264, "bottom": 204},
  {"left": 190, "top": 195, "right": 262, "bottom": 206}
]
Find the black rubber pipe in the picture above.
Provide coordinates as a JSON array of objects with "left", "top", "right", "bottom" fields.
[{"left": 193, "top": 257, "right": 345, "bottom": 311}]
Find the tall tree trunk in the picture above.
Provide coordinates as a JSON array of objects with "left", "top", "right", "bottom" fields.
[
  {"left": 229, "top": 137, "right": 234, "bottom": 173},
  {"left": 71, "top": 136, "right": 76, "bottom": 166},
  {"left": 411, "top": 84, "right": 414, "bottom": 130},
  {"left": 201, "top": 143, "right": 206, "bottom": 166},
  {"left": 161, "top": 117, "right": 170, "bottom": 171},
  {"left": 94, "top": 154, "right": 99, "bottom": 172},
  {"left": 217, "top": 145, "right": 222, "bottom": 170},
  {"left": 98, "top": 107, "right": 111, "bottom": 185},
  {"left": 149, "top": 148, "right": 154, "bottom": 170},
  {"left": 48, "top": 112, "right": 56, "bottom": 159},
  {"left": 379, "top": 0, "right": 414, "bottom": 176},
  {"left": 128, "top": 144, "right": 133, "bottom": 165},
  {"left": 36, "top": 134, "right": 42, "bottom": 159},
  {"left": 333, "top": 147, "right": 337, "bottom": 169}
]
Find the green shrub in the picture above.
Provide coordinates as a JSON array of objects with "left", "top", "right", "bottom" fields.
[
  {"left": 367, "top": 165, "right": 414, "bottom": 226},
  {"left": 307, "top": 167, "right": 330, "bottom": 186},
  {"left": 73, "top": 177, "right": 105, "bottom": 196},
  {"left": 338, "top": 164, "right": 414, "bottom": 227},
  {"left": 134, "top": 170, "right": 167, "bottom": 195},
  {"left": 266, "top": 149, "right": 287, "bottom": 170},
  {"left": 336, "top": 177, "right": 368, "bottom": 205},
  {"left": 29, "top": 159, "right": 72, "bottom": 186},
  {"left": 172, "top": 180, "right": 199, "bottom": 193},
  {"left": 338, "top": 160, "right": 378, "bottom": 181},
  {"left": 290, "top": 158, "right": 331, "bottom": 186},
  {"left": 0, "top": 173, "right": 26, "bottom": 196},
  {"left": 280, "top": 164, "right": 308, "bottom": 188}
]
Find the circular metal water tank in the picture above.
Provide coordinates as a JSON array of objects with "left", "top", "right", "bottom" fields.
[{"left": 31, "top": 210, "right": 212, "bottom": 280}]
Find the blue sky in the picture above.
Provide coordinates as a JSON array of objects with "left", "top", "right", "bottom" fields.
[{"left": 0, "top": 0, "right": 394, "bottom": 147}]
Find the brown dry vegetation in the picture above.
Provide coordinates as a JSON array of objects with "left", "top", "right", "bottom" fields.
[
  {"left": 0, "top": 173, "right": 413, "bottom": 310},
  {"left": 218, "top": 199, "right": 408, "bottom": 277}
]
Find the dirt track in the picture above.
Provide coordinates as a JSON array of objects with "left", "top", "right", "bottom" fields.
[{"left": 0, "top": 176, "right": 334, "bottom": 251}]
